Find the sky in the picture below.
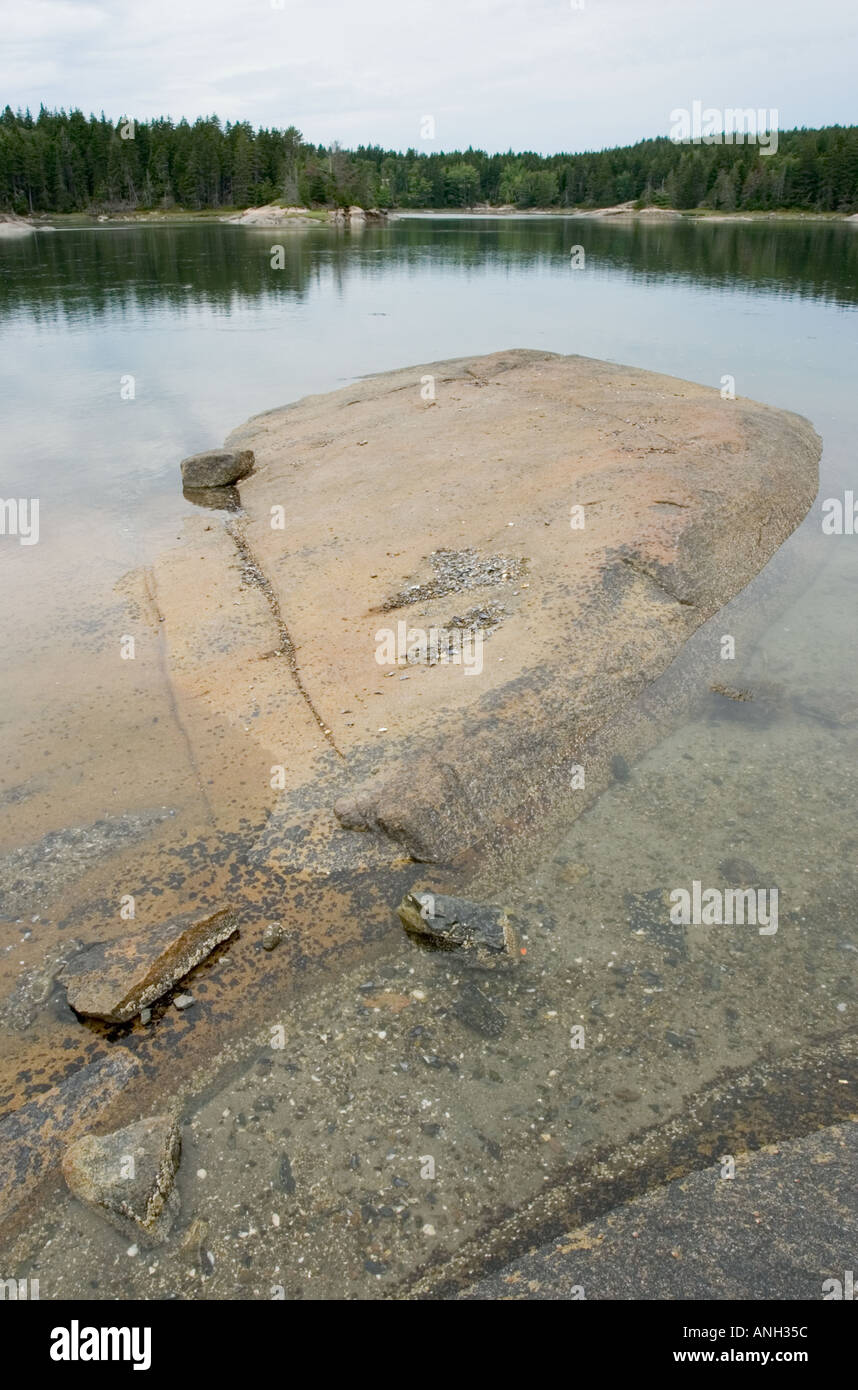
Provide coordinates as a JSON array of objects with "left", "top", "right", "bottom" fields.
[{"left": 1, "top": 0, "right": 856, "bottom": 154}]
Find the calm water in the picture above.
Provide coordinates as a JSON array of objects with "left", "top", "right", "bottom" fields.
[
  {"left": 2, "top": 217, "right": 857, "bottom": 514},
  {"left": 1, "top": 216, "right": 857, "bottom": 528},
  {"left": 1, "top": 216, "right": 857, "bottom": 1295},
  {"left": 2, "top": 215, "right": 858, "bottom": 936},
  {"left": 1, "top": 216, "right": 856, "bottom": 851}
]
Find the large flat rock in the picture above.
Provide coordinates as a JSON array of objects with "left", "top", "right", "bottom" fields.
[{"left": 210, "top": 348, "right": 819, "bottom": 863}]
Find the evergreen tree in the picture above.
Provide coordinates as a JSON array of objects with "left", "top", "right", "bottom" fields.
[{"left": 0, "top": 107, "right": 855, "bottom": 216}]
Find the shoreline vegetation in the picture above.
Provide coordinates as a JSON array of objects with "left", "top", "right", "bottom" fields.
[{"left": 2, "top": 107, "right": 858, "bottom": 222}]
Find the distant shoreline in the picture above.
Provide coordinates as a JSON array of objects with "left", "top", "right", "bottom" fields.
[
  {"left": 7, "top": 204, "right": 857, "bottom": 232},
  {"left": 396, "top": 205, "right": 858, "bottom": 223}
]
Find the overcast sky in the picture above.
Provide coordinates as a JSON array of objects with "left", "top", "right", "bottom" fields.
[{"left": 2, "top": 0, "right": 855, "bottom": 154}]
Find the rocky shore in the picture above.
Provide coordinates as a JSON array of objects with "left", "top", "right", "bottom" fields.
[
  {"left": 221, "top": 203, "right": 388, "bottom": 227},
  {"left": 0, "top": 213, "right": 38, "bottom": 237},
  {"left": 0, "top": 348, "right": 826, "bottom": 1285},
  {"left": 7, "top": 206, "right": 854, "bottom": 233}
]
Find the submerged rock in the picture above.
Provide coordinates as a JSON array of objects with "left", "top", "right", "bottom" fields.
[
  {"left": 148, "top": 346, "right": 821, "bottom": 906},
  {"left": 62, "top": 1113, "right": 182, "bottom": 1242},
  {"left": 60, "top": 908, "right": 238, "bottom": 1023},
  {"left": 182, "top": 483, "right": 242, "bottom": 511},
  {"left": 398, "top": 891, "right": 519, "bottom": 968},
  {"left": 0, "top": 937, "right": 85, "bottom": 1031},
  {"left": 453, "top": 980, "right": 507, "bottom": 1037},
  {"left": 262, "top": 922, "right": 283, "bottom": 951},
  {"left": 203, "top": 348, "right": 821, "bottom": 866},
  {"left": 179, "top": 448, "right": 254, "bottom": 488},
  {"left": 0, "top": 1050, "right": 141, "bottom": 1225}
]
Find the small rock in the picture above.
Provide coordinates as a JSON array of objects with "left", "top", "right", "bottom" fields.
[
  {"left": 179, "top": 448, "right": 254, "bottom": 489},
  {"left": 717, "top": 856, "right": 763, "bottom": 885},
  {"left": 262, "top": 922, "right": 283, "bottom": 952},
  {"left": 181, "top": 1216, "right": 209, "bottom": 1267},
  {"left": 397, "top": 891, "right": 519, "bottom": 969},
  {"left": 62, "top": 1113, "right": 182, "bottom": 1243},
  {"left": 173, "top": 993, "right": 194, "bottom": 1011},
  {"left": 611, "top": 753, "right": 630, "bottom": 782},
  {"left": 453, "top": 980, "right": 506, "bottom": 1037},
  {"left": 278, "top": 1155, "right": 297, "bottom": 1194}
]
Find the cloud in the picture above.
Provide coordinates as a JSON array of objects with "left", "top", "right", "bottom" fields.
[{"left": 1, "top": 0, "right": 855, "bottom": 152}]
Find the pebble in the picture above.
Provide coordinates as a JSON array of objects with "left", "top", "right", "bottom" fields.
[
  {"left": 174, "top": 993, "right": 195, "bottom": 1010},
  {"left": 262, "top": 922, "right": 283, "bottom": 951}
]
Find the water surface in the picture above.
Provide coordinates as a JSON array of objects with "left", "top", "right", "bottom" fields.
[{"left": 1, "top": 216, "right": 856, "bottom": 1294}]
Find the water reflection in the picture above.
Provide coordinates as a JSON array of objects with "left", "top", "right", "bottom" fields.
[{"left": 2, "top": 217, "right": 857, "bottom": 324}]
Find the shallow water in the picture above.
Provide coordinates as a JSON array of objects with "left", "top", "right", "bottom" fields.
[
  {"left": 1, "top": 216, "right": 856, "bottom": 853},
  {"left": 0, "top": 216, "right": 856, "bottom": 1294}
]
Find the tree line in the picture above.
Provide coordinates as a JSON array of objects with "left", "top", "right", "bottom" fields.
[{"left": 2, "top": 106, "right": 857, "bottom": 215}]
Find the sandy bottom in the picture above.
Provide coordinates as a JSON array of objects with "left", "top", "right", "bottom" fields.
[{"left": 3, "top": 535, "right": 855, "bottom": 1297}]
